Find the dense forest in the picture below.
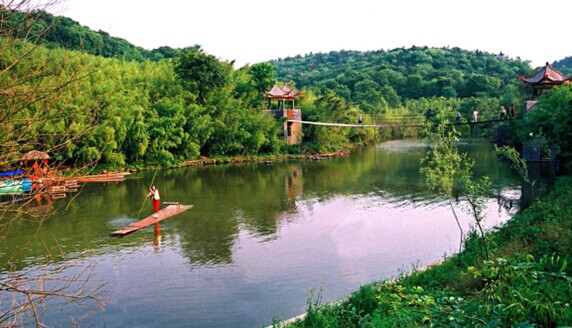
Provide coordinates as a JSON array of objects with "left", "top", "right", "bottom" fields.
[
  {"left": 2, "top": 8, "right": 571, "bottom": 170},
  {"left": 273, "top": 48, "right": 532, "bottom": 114}
]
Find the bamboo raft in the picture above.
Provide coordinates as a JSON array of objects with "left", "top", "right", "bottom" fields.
[
  {"left": 78, "top": 172, "right": 130, "bottom": 183},
  {"left": 112, "top": 203, "right": 193, "bottom": 236}
]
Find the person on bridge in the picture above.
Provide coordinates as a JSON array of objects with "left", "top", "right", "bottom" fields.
[
  {"left": 509, "top": 103, "right": 515, "bottom": 118},
  {"left": 147, "top": 185, "right": 160, "bottom": 218},
  {"left": 358, "top": 113, "right": 363, "bottom": 126},
  {"left": 473, "top": 110, "right": 479, "bottom": 123},
  {"left": 500, "top": 106, "right": 507, "bottom": 120}
]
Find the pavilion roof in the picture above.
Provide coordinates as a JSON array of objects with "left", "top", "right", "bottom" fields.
[
  {"left": 264, "top": 83, "right": 302, "bottom": 100},
  {"left": 22, "top": 150, "right": 49, "bottom": 160},
  {"left": 522, "top": 62, "right": 572, "bottom": 88}
]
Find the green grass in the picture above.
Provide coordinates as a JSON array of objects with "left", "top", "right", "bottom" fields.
[{"left": 278, "top": 176, "right": 572, "bottom": 327}]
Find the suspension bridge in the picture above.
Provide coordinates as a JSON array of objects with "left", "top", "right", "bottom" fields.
[{"left": 287, "top": 117, "right": 521, "bottom": 128}]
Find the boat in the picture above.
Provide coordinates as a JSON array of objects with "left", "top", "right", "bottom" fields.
[{"left": 0, "top": 178, "right": 32, "bottom": 195}]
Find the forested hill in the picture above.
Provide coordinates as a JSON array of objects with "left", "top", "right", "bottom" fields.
[
  {"left": 553, "top": 56, "right": 572, "bottom": 75},
  {"left": 9, "top": 9, "right": 181, "bottom": 61},
  {"left": 272, "top": 47, "right": 534, "bottom": 108}
]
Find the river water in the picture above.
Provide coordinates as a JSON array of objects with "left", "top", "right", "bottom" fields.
[{"left": 0, "top": 139, "right": 522, "bottom": 327}]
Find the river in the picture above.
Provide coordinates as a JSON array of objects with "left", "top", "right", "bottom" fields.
[{"left": 0, "top": 139, "right": 522, "bottom": 327}]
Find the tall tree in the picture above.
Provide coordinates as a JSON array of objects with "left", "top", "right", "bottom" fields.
[
  {"left": 249, "top": 62, "right": 276, "bottom": 95},
  {"left": 174, "top": 46, "right": 228, "bottom": 104}
]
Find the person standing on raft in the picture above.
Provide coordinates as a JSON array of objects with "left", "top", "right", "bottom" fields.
[{"left": 147, "top": 185, "right": 160, "bottom": 218}]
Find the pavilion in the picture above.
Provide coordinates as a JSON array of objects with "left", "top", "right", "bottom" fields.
[
  {"left": 521, "top": 62, "right": 571, "bottom": 98},
  {"left": 520, "top": 63, "right": 569, "bottom": 162},
  {"left": 263, "top": 83, "right": 302, "bottom": 144}
]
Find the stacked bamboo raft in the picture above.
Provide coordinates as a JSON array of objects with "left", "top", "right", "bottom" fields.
[{"left": 78, "top": 172, "right": 130, "bottom": 183}]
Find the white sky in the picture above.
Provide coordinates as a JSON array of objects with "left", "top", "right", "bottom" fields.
[{"left": 47, "top": 0, "right": 572, "bottom": 68}]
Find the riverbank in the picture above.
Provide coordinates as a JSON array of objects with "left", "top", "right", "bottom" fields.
[
  {"left": 275, "top": 176, "right": 572, "bottom": 327},
  {"left": 92, "top": 149, "right": 352, "bottom": 175}
]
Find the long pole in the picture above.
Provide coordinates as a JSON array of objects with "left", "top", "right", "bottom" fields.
[{"left": 135, "top": 167, "right": 159, "bottom": 219}]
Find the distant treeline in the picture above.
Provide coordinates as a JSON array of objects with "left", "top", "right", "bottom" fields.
[
  {"left": 4, "top": 9, "right": 181, "bottom": 61},
  {"left": 273, "top": 47, "right": 534, "bottom": 112},
  {"left": 553, "top": 57, "right": 572, "bottom": 76}
]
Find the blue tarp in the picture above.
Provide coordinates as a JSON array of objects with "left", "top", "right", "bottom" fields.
[{"left": 0, "top": 170, "right": 23, "bottom": 178}]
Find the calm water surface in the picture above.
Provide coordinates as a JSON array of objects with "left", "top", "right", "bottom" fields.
[{"left": 0, "top": 139, "right": 522, "bottom": 327}]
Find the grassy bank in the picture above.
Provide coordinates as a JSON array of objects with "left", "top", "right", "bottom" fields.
[{"left": 277, "top": 176, "right": 572, "bottom": 327}]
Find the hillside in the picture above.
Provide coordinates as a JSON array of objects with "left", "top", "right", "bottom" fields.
[
  {"left": 272, "top": 47, "right": 534, "bottom": 109},
  {"left": 7, "top": 9, "right": 181, "bottom": 61},
  {"left": 553, "top": 56, "right": 572, "bottom": 75}
]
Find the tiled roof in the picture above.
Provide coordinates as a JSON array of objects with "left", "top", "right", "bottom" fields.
[
  {"left": 264, "top": 83, "right": 302, "bottom": 99},
  {"left": 522, "top": 62, "right": 571, "bottom": 85}
]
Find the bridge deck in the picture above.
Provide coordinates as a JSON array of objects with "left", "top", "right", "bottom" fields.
[{"left": 287, "top": 117, "right": 520, "bottom": 128}]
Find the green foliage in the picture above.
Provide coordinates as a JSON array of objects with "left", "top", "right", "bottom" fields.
[
  {"left": 249, "top": 62, "right": 277, "bottom": 95},
  {"left": 470, "top": 255, "right": 572, "bottom": 326},
  {"left": 273, "top": 47, "right": 531, "bottom": 108},
  {"left": 525, "top": 85, "right": 572, "bottom": 169},
  {"left": 9, "top": 8, "right": 542, "bottom": 163},
  {"left": 420, "top": 109, "right": 465, "bottom": 196},
  {"left": 174, "top": 46, "right": 230, "bottom": 104},
  {"left": 1, "top": 31, "right": 297, "bottom": 167},
  {"left": 301, "top": 91, "right": 354, "bottom": 152},
  {"left": 553, "top": 56, "right": 572, "bottom": 75},
  {"left": 496, "top": 146, "right": 533, "bottom": 185},
  {"left": 420, "top": 108, "right": 492, "bottom": 258}
]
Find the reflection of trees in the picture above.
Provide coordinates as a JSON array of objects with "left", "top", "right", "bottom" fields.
[
  {"left": 176, "top": 214, "right": 237, "bottom": 265},
  {"left": 160, "top": 163, "right": 303, "bottom": 265},
  {"left": 2, "top": 139, "right": 522, "bottom": 271},
  {"left": 150, "top": 139, "right": 522, "bottom": 267},
  {"left": 519, "top": 162, "right": 556, "bottom": 208}
]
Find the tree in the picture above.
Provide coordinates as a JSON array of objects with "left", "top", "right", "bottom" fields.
[
  {"left": 403, "top": 74, "right": 424, "bottom": 99},
  {"left": 174, "top": 46, "right": 228, "bottom": 104},
  {"left": 420, "top": 110, "right": 466, "bottom": 254},
  {"left": 249, "top": 62, "right": 276, "bottom": 95},
  {"left": 463, "top": 74, "right": 501, "bottom": 98},
  {"left": 380, "top": 85, "right": 401, "bottom": 108},
  {"left": 525, "top": 85, "right": 572, "bottom": 170},
  {"left": 421, "top": 109, "right": 491, "bottom": 260},
  {"left": 302, "top": 91, "right": 352, "bottom": 152}
]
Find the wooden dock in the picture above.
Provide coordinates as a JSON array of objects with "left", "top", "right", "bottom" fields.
[{"left": 112, "top": 204, "right": 193, "bottom": 236}]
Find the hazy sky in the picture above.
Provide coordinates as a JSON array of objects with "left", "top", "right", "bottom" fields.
[{"left": 48, "top": 0, "right": 572, "bottom": 68}]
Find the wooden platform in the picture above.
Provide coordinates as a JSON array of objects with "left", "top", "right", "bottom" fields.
[{"left": 112, "top": 204, "right": 193, "bottom": 236}]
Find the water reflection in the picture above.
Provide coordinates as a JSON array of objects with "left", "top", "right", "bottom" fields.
[
  {"left": 154, "top": 223, "right": 161, "bottom": 248},
  {"left": 0, "top": 139, "right": 523, "bottom": 272}
]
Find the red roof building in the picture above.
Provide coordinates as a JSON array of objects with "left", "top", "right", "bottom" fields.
[
  {"left": 264, "top": 83, "right": 302, "bottom": 145},
  {"left": 264, "top": 83, "right": 303, "bottom": 102},
  {"left": 521, "top": 62, "right": 572, "bottom": 98}
]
